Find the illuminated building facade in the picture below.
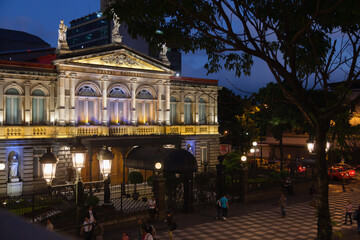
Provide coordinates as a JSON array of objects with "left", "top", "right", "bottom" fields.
[{"left": 0, "top": 43, "right": 219, "bottom": 196}]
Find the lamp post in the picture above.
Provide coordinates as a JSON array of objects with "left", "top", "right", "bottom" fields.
[
  {"left": 39, "top": 147, "right": 58, "bottom": 186},
  {"left": 70, "top": 139, "right": 88, "bottom": 206},
  {"left": 240, "top": 154, "right": 248, "bottom": 202},
  {"left": 250, "top": 148, "right": 255, "bottom": 169},
  {"left": 153, "top": 161, "right": 166, "bottom": 219},
  {"left": 97, "top": 146, "right": 114, "bottom": 205}
]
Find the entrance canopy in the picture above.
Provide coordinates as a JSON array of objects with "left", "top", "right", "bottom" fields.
[{"left": 126, "top": 146, "right": 198, "bottom": 173}]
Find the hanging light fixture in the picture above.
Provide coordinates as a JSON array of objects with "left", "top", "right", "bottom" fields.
[
  {"left": 39, "top": 147, "right": 58, "bottom": 185},
  {"left": 97, "top": 146, "right": 114, "bottom": 178},
  {"left": 307, "top": 139, "right": 315, "bottom": 154}
]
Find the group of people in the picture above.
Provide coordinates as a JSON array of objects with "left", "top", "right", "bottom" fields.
[
  {"left": 136, "top": 212, "right": 176, "bottom": 240},
  {"left": 81, "top": 205, "right": 104, "bottom": 240}
]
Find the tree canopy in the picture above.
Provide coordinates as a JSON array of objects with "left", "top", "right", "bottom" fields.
[{"left": 108, "top": 1, "right": 360, "bottom": 238}]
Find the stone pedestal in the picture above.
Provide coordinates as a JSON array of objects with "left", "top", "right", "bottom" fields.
[{"left": 7, "top": 182, "right": 22, "bottom": 196}]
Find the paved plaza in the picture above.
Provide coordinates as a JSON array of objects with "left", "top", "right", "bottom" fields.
[{"left": 105, "top": 180, "right": 360, "bottom": 240}]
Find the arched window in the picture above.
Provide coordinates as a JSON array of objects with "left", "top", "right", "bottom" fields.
[
  {"left": 184, "top": 97, "right": 192, "bottom": 124},
  {"left": 109, "top": 87, "right": 128, "bottom": 124},
  {"left": 32, "top": 90, "right": 45, "bottom": 124},
  {"left": 199, "top": 98, "right": 206, "bottom": 124},
  {"left": 170, "top": 96, "right": 177, "bottom": 124},
  {"left": 77, "top": 86, "right": 97, "bottom": 124},
  {"left": 137, "top": 89, "right": 153, "bottom": 124},
  {"left": 6, "top": 88, "right": 21, "bottom": 124}
]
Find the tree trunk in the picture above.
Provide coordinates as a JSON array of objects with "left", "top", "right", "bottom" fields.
[
  {"left": 315, "top": 122, "right": 332, "bottom": 240},
  {"left": 280, "top": 136, "right": 284, "bottom": 171}
]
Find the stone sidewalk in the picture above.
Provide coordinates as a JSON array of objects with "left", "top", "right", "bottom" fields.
[{"left": 104, "top": 180, "right": 360, "bottom": 240}]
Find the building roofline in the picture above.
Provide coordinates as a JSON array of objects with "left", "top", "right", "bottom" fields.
[
  {"left": 0, "top": 60, "right": 56, "bottom": 70},
  {"left": 170, "top": 76, "right": 218, "bottom": 86}
]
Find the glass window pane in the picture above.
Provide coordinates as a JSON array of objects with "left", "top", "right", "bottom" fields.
[
  {"left": 32, "top": 98, "right": 38, "bottom": 123},
  {"left": 39, "top": 99, "right": 44, "bottom": 123}
]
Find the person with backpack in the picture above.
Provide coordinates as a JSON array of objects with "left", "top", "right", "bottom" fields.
[
  {"left": 144, "top": 225, "right": 154, "bottom": 240},
  {"left": 353, "top": 205, "right": 360, "bottom": 234},
  {"left": 216, "top": 198, "right": 222, "bottom": 220},
  {"left": 219, "top": 194, "right": 229, "bottom": 221}
]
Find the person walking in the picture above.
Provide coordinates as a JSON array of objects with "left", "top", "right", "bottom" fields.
[
  {"left": 137, "top": 218, "right": 146, "bottom": 240},
  {"left": 144, "top": 225, "right": 154, "bottom": 240},
  {"left": 220, "top": 194, "right": 229, "bottom": 220},
  {"left": 148, "top": 196, "right": 158, "bottom": 223},
  {"left": 46, "top": 219, "right": 54, "bottom": 231},
  {"left": 216, "top": 198, "right": 222, "bottom": 220},
  {"left": 354, "top": 205, "right": 360, "bottom": 234},
  {"left": 344, "top": 200, "right": 353, "bottom": 224},
  {"left": 166, "top": 211, "right": 177, "bottom": 240},
  {"left": 80, "top": 216, "right": 93, "bottom": 240},
  {"left": 279, "top": 193, "right": 286, "bottom": 217},
  {"left": 92, "top": 219, "right": 104, "bottom": 240}
]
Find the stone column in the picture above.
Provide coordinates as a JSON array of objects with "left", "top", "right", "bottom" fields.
[
  {"left": 209, "top": 94, "right": 214, "bottom": 124},
  {"left": 0, "top": 78, "right": 4, "bottom": 124},
  {"left": 164, "top": 80, "right": 170, "bottom": 125},
  {"left": 214, "top": 94, "right": 218, "bottom": 124},
  {"left": 69, "top": 73, "right": 76, "bottom": 125},
  {"left": 130, "top": 78, "right": 137, "bottom": 125},
  {"left": 49, "top": 81, "right": 55, "bottom": 124},
  {"left": 58, "top": 72, "right": 66, "bottom": 125},
  {"left": 101, "top": 75, "right": 108, "bottom": 125},
  {"left": 24, "top": 81, "right": 31, "bottom": 125},
  {"left": 195, "top": 93, "right": 199, "bottom": 124},
  {"left": 156, "top": 80, "right": 163, "bottom": 124},
  {"left": 180, "top": 90, "right": 184, "bottom": 123}
]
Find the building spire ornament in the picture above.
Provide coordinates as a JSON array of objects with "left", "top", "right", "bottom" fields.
[
  {"left": 160, "top": 43, "right": 170, "bottom": 65},
  {"left": 56, "top": 20, "right": 71, "bottom": 55},
  {"left": 112, "top": 12, "right": 123, "bottom": 44}
]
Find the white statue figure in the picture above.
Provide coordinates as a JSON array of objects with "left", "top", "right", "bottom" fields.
[
  {"left": 58, "top": 20, "right": 67, "bottom": 43},
  {"left": 160, "top": 43, "right": 170, "bottom": 65},
  {"left": 160, "top": 43, "right": 168, "bottom": 56},
  {"left": 9, "top": 155, "right": 18, "bottom": 179},
  {"left": 112, "top": 13, "right": 122, "bottom": 43}
]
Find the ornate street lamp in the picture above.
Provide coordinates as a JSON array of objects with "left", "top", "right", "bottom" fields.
[
  {"left": 39, "top": 147, "right": 58, "bottom": 185},
  {"left": 97, "top": 146, "right": 114, "bottom": 205},
  {"left": 71, "top": 139, "right": 88, "bottom": 172},
  {"left": 241, "top": 155, "right": 247, "bottom": 162},
  {"left": 70, "top": 138, "right": 88, "bottom": 206},
  {"left": 97, "top": 146, "right": 114, "bottom": 179},
  {"left": 252, "top": 141, "right": 258, "bottom": 147},
  {"left": 155, "top": 161, "right": 163, "bottom": 176},
  {"left": 307, "top": 139, "right": 315, "bottom": 154}
]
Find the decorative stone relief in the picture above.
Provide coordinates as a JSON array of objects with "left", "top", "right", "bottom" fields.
[{"left": 101, "top": 53, "right": 140, "bottom": 67}]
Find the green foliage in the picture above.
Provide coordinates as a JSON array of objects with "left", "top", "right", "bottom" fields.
[
  {"left": 128, "top": 171, "right": 144, "bottom": 184},
  {"left": 223, "top": 152, "right": 242, "bottom": 173},
  {"left": 86, "top": 196, "right": 100, "bottom": 206},
  {"left": 147, "top": 175, "right": 155, "bottom": 187}
]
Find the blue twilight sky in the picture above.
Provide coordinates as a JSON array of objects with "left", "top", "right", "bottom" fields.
[{"left": 0, "top": 0, "right": 274, "bottom": 95}]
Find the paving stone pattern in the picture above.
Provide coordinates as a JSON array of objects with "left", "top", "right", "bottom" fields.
[{"left": 154, "top": 185, "right": 360, "bottom": 240}]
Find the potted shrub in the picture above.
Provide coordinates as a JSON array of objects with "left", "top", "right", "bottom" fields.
[{"left": 128, "top": 171, "right": 143, "bottom": 200}]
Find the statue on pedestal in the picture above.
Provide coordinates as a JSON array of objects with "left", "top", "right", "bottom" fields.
[
  {"left": 9, "top": 155, "right": 19, "bottom": 182},
  {"left": 160, "top": 43, "right": 170, "bottom": 65},
  {"left": 56, "top": 20, "right": 70, "bottom": 54},
  {"left": 112, "top": 13, "right": 123, "bottom": 43}
]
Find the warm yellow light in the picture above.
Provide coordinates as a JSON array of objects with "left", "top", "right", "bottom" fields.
[
  {"left": 102, "top": 160, "right": 112, "bottom": 176},
  {"left": 0, "top": 163, "right": 5, "bottom": 171},
  {"left": 250, "top": 148, "right": 255, "bottom": 153},
  {"left": 241, "top": 156, "right": 247, "bottom": 162},
  {"left": 155, "top": 162, "right": 162, "bottom": 170}
]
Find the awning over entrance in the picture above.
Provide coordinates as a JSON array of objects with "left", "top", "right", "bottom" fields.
[{"left": 126, "top": 146, "right": 198, "bottom": 173}]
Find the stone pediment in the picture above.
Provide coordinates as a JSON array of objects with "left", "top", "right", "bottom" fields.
[{"left": 71, "top": 50, "right": 166, "bottom": 72}]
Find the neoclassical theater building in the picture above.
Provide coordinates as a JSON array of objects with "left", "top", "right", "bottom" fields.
[{"left": 0, "top": 24, "right": 220, "bottom": 196}]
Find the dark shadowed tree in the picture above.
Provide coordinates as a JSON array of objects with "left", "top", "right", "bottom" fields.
[
  {"left": 108, "top": 1, "right": 360, "bottom": 238},
  {"left": 256, "top": 83, "right": 305, "bottom": 171}
]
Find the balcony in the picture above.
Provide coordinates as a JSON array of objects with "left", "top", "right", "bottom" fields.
[{"left": 0, "top": 125, "right": 219, "bottom": 139}]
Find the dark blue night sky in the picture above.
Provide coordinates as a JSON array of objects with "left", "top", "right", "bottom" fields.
[{"left": 0, "top": 0, "right": 274, "bottom": 95}]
